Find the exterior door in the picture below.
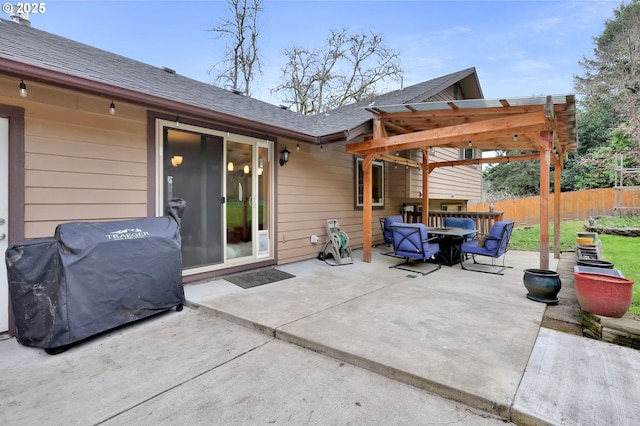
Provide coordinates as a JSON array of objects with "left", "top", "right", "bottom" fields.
[
  {"left": 226, "top": 140, "right": 254, "bottom": 260},
  {"left": 0, "top": 118, "right": 8, "bottom": 332},
  {"left": 164, "top": 128, "right": 224, "bottom": 269},
  {"left": 225, "top": 141, "right": 273, "bottom": 261},
  {"left": 157, "top": 120, "right": 274, "bottom": 275}
]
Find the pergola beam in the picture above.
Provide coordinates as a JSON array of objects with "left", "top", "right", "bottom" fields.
[
  {"left": 427, "top": 153, "right": 539, "bottom": 173},
  {"left": 346, "top": 111, "right": 546, "bottom": 155}
]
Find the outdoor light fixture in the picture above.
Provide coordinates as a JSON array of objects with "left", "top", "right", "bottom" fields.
[
  {"left": 320, "top": 145, "right": 324, "bottom": 152},
  {"left": 19, "top": 80, "right": 27, "bottom": 97},
  {"left": 244, "top": 164, "right": 250, "bottom": 174},
  {"left": 428, "top": 146, "right": 435, "bottom": 155},
  {"left": 296, "top": 143, "right": 300, "bottom": 151},
  {"left": 279, "top": 146, "right": 291, "bottom": 166},
  {"left": 109, "top": 100, "right": 116, "bottom": 115},
  {"left": 468, "top": 140, "right": 472, "bottom": 147},
  {"left": 513, "top": 134, "right": 518, "bottom": 141},
  {"left": 227, "top": 161, "right": 234, "bottom": 172},
  {"left": 170, "top": 155, "right": 183, "bottom": 168},
  {"left": 175, "top": 115, "right": 180, "bottom": 127}
]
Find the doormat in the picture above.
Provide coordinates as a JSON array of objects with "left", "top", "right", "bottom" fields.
[{"left": 225, "top": 268, "right": 296, "bottom": 289}]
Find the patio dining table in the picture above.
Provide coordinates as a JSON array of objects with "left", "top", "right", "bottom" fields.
[{"left": 426, "top": 226, "right": 478, "bottom": 266}]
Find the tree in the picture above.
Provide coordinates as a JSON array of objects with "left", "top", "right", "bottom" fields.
[
  {"left": 575, "top": 0, "right": 640, "bottom": 138},
  {"left": 566, "top": 0, "right": 640, "bottom": 192},
  {"left": 209, "top": 0, "right": 263, "bottom": 96},
  {"left": 273, "top": 28, "right": 403, "bottom": 115},
  {"left": 483, "top": 151, "right": 541, "bottom": 198}
]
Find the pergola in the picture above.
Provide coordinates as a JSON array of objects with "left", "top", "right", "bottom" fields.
[{"left": 345, "top": 95, "right": 577, "bottom": 269}]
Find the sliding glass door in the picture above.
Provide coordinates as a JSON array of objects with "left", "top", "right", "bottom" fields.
[
  {"left": 164, "top": 128, "right": 224, "bottom": 269},
  {"left": 225, "top": 140, "right": 273, "bottom": 261},
  {"left": 158, "top": 120, "right": 274, "bottom": 273}
]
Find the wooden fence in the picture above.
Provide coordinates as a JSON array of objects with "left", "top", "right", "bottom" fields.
[{"left": 468, "top": 188, "right": 640, "bottom": 227}]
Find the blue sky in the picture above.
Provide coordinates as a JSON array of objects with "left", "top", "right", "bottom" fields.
[{"left": 6, "top": 0, "right": 620, "bottom": 105}]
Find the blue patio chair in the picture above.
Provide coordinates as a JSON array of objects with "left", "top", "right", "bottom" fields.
[
  {"left": 380, "top": 215, "right": 403, "bottom": 256},
  {"left": 389, "top": 223, "right": 441, "bottom": 275},
  {"left": 444, "top": 217, "right": 476, "bottom": 242},
  {"left": 459, "top": 220, "right": 515, "bottom": 275}
]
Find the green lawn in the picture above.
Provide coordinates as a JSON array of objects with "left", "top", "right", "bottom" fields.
[{"left": 509, "top": 220, "right": 640, "bottom": 315}]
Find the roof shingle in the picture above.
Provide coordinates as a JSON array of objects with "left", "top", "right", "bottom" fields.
[{"left": 0, "top": 18, "right": 479, "bottom": 142}]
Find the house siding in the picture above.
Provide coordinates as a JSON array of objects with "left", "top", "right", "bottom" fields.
[
  {"left": 276, "top": 139, "right": 401, "bottom": 264},
  {"left": 1, "top": 75, "right": 482, "bottom": 267},
  {"left": 405, "top": 148, "right": 482, "bottom": 201},
  {"left": 0, "top": 76, "right": 148, "bottom": 238}
]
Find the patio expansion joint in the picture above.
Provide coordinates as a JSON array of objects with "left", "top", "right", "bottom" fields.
[{"left": 94, "top": 336, "right": 276, "bottom": 425}]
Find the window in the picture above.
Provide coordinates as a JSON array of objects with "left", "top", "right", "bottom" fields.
[
  {"left": 355, "top": 157, "right": 384, "bottom": 209},
  {"left": 459, "top": 148, "right": 477, "bottom": 160}
]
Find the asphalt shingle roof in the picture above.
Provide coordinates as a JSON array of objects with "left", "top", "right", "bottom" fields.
[{"left": 0, "top": 18, "right": 478, "bottom": 142}]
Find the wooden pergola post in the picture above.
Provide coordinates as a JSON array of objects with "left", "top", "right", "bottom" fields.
[
  {"left": 539, "top": 144, "right": 551, "bottom": 270},
  {"left": 553, "top": 156, "right": 562, "bottom": 259},
  {"left": 362, "top": 152, "right": 374, "bottom": 263},
  {"left": 422, "top": 149, "right": 429, "bottom": 225}
]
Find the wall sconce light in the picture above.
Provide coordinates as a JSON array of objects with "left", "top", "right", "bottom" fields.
[
  {"left": 243, "top": 164, "right": 250, "bottom": 174},
  {"left": 428, "top": 146, "right": 435, "bottom": 155},
  {"left": 109, "top": 100, "right": 116, "bottom": 115},
  {"left": 227, "top": 161, "right": 234, "bottom": 172},
  {"left": 513, "top": 134, "right": 518, "bottom": 141},
  {"left": 175, "top": 115, "right": 180, "bottom": 127},
  {"left": 468, "top": 140, "right": 472, "bottom": 147},
  {"left": 170, "top": 155, "right": 183, "bottom": 168},
  {"left": 279, "top": 146, "right": 290, "bottom": 166},
  {"left": 19, "top": 80, "right": 27, "bottom": 97},
  {"left": 296, "top": 143, "right": 300, "bottom": 151}
]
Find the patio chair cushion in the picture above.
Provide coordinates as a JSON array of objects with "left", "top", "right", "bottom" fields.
[
  {"left": 390, "top": 223, "right": 440, "bottom": 260},
  {"left": 484, "top": 220, "right": 509, "bottom": 251},
  {"left": 444, "top": 217, "right": 475, "bottom": 242},
  {"left": 383, "top": 215, "right": 403, "bottom": 245},
  {"left": 462, "top": 220, "right": 514, "bottom": 256}
]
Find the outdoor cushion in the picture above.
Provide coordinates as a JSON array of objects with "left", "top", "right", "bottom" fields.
[
  {"left": 444, "top": 217, "right": 476, "bottom": 242},
  {"left": 484, "top": 220, "right": 509, "bottom": 251},
  {"left": 383, "top": 215, "right": 403, "bottom": 245},
  {"left": 390, "top": 223, "right": 440, "bottom": 260}
]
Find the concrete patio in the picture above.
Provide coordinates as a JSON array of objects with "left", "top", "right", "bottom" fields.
[{"left": 1, "top": 248, "right": 639, "bottom": 425}]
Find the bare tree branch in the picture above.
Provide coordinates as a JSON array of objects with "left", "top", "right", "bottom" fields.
[
  {"left": 209, "top": 0, "right": 263, "bottom": 96},
  {"left": 273, "top": 28, "right": 402, "bottom": 114}
]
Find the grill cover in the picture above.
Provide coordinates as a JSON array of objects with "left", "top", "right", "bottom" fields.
[{"left": 5, "top": 199, "right": 186, "bottom": 349}]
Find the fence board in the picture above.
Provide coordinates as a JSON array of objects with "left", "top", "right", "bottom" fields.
[{"left": 468, "top": 188, "right": 640, "bottom": 226}]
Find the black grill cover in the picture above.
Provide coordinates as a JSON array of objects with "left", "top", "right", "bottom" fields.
[{"left": 5, "top": 199, "right": 186, "bottom": 349}]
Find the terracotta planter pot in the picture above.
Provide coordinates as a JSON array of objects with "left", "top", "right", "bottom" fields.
[{"left": 573, "top": 272, "right": 634, "bottom": 318}]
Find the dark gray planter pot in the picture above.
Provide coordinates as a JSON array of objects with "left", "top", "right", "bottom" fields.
[{"left": 523, "top": 269, "right": 562, "bottom": 304}]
